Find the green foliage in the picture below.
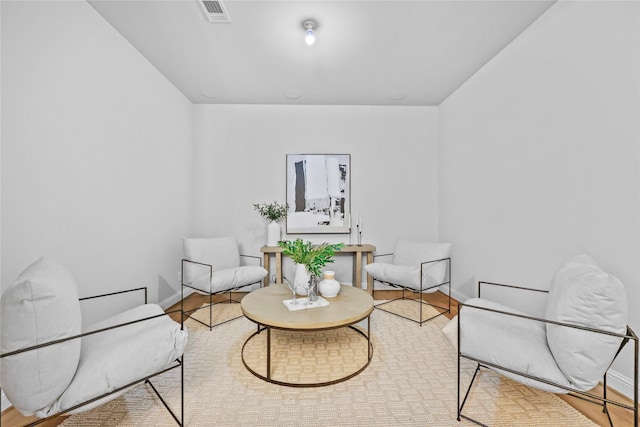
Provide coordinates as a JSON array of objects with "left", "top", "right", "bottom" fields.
[
  {"left": 253, "top": 201, "right": 289, "bottom": 221},
  {"left": 278, "top": 239, "right": 345, "bottom": 277}
]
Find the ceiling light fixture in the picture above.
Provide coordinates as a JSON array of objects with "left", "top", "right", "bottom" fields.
[
  {"left": 303, "top": 20, "right": 317, "bottom": 46},
  {"left": 285, "top": 89, "right": 301, "bottom": 99}
]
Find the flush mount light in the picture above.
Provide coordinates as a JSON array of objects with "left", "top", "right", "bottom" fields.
[
  {"left": 200, "top": 89, "right": 217, "bottom": 99},
  {"left": 303, "top": 20, "right": 317, "bottom": 45},
  {"left": 285, "top": 89, "right": 301, "bottom": 99},
  {"left": 389, "top": 91, "right": 406, "bottom": 101}
]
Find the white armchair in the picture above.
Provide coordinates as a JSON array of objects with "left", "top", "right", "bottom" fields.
[
  {"left": 182, "top": 237, "right": 267, "bottom": 330},
  {"left": 364, "top": 239, "right": 452, "bottom": 325},
  {"left": 456, "top": 255, "right": 638, "bottom": 426},
  {"left": 0, "top": 258, "right": 188, "bottom": 426}
]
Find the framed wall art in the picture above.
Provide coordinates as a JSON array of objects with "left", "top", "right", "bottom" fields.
[{"left": 286, "top": 154, "right": 351, "bottom": 234}]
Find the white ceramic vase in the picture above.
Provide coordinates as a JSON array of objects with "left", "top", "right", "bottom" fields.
[
  {"left": 267, "top": 221, "right": 281, "bottom": 247},
  {"left": 293, "top": 263, "right": 310, "bottom": 296},
  {"left": 318, "top": 270, "right": 340, "bottom": 298}
]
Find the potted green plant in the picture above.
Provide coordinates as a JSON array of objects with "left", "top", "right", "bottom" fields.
[
  {"left": 253, "top": 201, "right": 289, "bottom": 246},
  {"left": 278, "top": 239, "right": 344, "bottom": 298}
]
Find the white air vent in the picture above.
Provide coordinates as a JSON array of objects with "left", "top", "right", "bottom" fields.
[{"left": 199, "top": 0, "right": 231, "bottom": 23}]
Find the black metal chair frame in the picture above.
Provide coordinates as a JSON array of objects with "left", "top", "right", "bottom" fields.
[
  {"left": 457, "top": 281, "right": 638, "bottom": 427},
  {"left": 371, "top": 254, "right": 451, "bottom": 326},
  {"left": 0, "top": 287, "right": 184, "bottom": 427},
  {"left": 181, "top": 254, "right": 264, "bottom": 330}
]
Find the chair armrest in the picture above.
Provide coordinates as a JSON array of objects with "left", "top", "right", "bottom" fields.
[
  {"left": 182, "top": 258, "right": 213, "bottom": 284},
  {"left": 240, "top": 254, "right": 263, "bottom": 267},
  {"left": 0, "top": 308, "right": 181, "bottom": 359},
  {"left": 458, "top": 300, "right": 632, "bottom": 340},
  {"left": 420, "top": 257, "right": 450, "bottom": 266},
  {"left": 373, "top": 252, "right": 394, "bottom": 260},
  {"left": 477, "top": 281, "right": 549, "bottom": 299},
  {"left": 80, "top": 286, "right": 148, "bottom": 304},
  {"left": 419, "top": 257, "right": 451, "bottom": 288}
]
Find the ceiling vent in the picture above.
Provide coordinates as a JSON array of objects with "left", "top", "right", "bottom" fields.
[{"left": 199, "top": 0, "right": 231, "bottom": 23}]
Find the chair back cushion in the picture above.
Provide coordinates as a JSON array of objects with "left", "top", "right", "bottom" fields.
[
  {"left": 183, "top": 237, "right": 241, "bottom": 284},
  {"left": 545, "top": 254, "right": 628, "bottom": 391},
  {"left": 0, "top": 258, "right": 82, "bottom": 415},
  {"left": 392, "top": 239, "right": 452, "bottom": 284}
]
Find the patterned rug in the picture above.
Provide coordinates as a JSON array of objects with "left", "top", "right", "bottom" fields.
[
  {"left": 61, "top": 301, "right": 596, "bottom": 426},
  {"left": 374, "top": 297, "right": 451, "bottom": 323}
]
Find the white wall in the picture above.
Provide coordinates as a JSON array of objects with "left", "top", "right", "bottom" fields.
[
  {"left": 192, "top": 105, "right": 439, "bottom": 285},
  {"left": 439, "top": 0, "right": 639, "bottom": 395},
  {"left": 0, "top": 0, "right": 4, "bottom": 415},
  {"left": 1, "top": 1, "right": 193, "bottom": 315}
]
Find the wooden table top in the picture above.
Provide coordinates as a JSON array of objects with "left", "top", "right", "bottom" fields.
[
  {"left": 260, "top": 244, "right": 376, "bottom": 253},
  {"left": 241, "top": 283, "right": 374, "bottom": 330}
]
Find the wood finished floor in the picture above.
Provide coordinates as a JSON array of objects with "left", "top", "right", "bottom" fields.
[{"left": 2, "top": 290, "right": 636, "bottom": 426}]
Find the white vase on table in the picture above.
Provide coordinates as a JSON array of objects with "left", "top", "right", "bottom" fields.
[
  {"left": 267, "top": 221, "right": 281, "bottom": 247},
  {"left": 293, "top": 263, "right": 310, "bottom": 296},
  {"left": 318, "top": 270, "right": 340, "bottom": 298}
]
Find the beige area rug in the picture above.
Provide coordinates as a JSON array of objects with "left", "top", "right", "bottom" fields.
[
  {"left": 374, "top": 297, "right": 450, "bottom": 323},
  {"left": 61, "top": 301, "right": 596, "bottom": 427}
]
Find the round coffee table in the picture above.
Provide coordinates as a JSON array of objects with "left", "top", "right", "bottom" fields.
[{"left": 240, "top": 283, "right": 374, "bottom": 387}]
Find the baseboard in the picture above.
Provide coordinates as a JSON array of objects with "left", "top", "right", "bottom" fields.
[
  {"left": 159, "top": 287, "right": 194, "bottom": 310},
  {"left": 607, "top": 369, "right": 636, "bottom": 400},
  {"left": 448, "top": 288, "right": 469, "bottom": 305}
]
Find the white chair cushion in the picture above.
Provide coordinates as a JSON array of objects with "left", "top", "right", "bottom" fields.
[
  {"left": 545, "top": 254, "right": 628, "bottom": 391},
  {"left": 392, "top": 239, "right": 452, "bottom": 284},
  {"left": 39, "top": 304, "right": 188, "bottom": 417},
  {"left": 0, "top": 258, "right": 82, "bottom": 416},
  {"left": 191, "top": 266, "right": 267, "bottom": 294},
  {"left": 460, "top": 298, "right": 570, "bottom": 393},
  {"left": 183, "top": 237, "right": 241, "bottom": 284},
  {"left": 442, "top": 315, "right": 458, "bottom": 349},
  {"left": 364, "top": 262, "right": 439, "bottom": 292}
]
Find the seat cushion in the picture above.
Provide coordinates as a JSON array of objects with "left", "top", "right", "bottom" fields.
[
  {"left": 442, "top": 315, "right": 458, "bottom": 349},
  {"left": 545, "top": 254, "right": 627, "bottom": 391},
  {"left": 39, "top": 304, "right": 188, "bottom": 417},
  {"left": 460, "top": 298, "right": 570, "bottom": 393},
  {"left": 0, "top": 258, "right": 82, "bottom": 416},
  {"left": 392, "top": 239, "right": 452, "bottom": 285},
  {"left": 183, "top": 237, "right": 241, "bottom": 284},
  {"left": 192, "top": 266, "right": 267, "bottom": 294},
  {"left": 365, "top": 262, "right": 439, "bottom": 292}
]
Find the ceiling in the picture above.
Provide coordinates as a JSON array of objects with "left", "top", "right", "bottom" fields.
[{"left": 88, "top": 0, "right": 556, "bottom": 106}]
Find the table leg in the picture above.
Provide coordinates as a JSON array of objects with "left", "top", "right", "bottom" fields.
[
  {"left": 263, "top": 253, "right": 270, "bottom": 287},
  {"left": 366, "top": 252, "right": 374, "bottom": 294},
  {"left": 267, "top": 327, "right": 271, "bottom": 380},
  {"left": 276, "top": 253, "right": 283, "bottom": 284},
  {"left": 368, "top": 315, "right": 372, "bottom": 359},
  {"left": 354, "top": 251, "right": 363, "bottom": 289}
]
